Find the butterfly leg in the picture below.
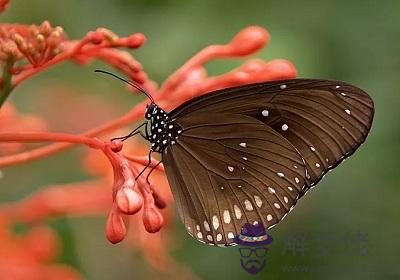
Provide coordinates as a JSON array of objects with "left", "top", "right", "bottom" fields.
[
  {"left": 145, "top": 160, "right": 162, "bottom": 184},
  {"left": 111, "top": 122, "right": 147, "bottom": 142},
  {"left": 135, "top": 150, "right": 153, "bottom": 181}
]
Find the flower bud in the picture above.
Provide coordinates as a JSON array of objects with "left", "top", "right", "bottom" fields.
[
  {"left": 116, "top": 187, "right": 143, "bottom": 214},
  {"left": 106, "top": 209, "right": 126, "bottom": 244},
  {"left": 126, "top": 33, "right": 146, "bottom": 48},
  {"left": 229, "top": 26, "right": 269, "bottom": 56},
  {"left": 110, "top": 139, "right": 123, "bottom": 152},
  {"left": 143, "top": 207, "right": 164, "bottom": 233}
]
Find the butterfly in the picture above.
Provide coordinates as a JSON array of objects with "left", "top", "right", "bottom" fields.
[{"left": 96, "top": 71, "right": 374, "bottom": 247}]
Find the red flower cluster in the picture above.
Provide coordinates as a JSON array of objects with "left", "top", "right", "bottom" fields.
[{"left": 0, "top": 0, "right": 297, "bottom": 275}]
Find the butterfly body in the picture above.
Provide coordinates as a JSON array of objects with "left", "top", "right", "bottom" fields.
[
  {"left": 145, "top": 104, "right": 182, "bottom": 153},
  {"left": 141, "top": 79, "right": 374, "bottom": 246}
]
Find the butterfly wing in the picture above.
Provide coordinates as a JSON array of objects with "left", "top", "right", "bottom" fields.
[
  {"left": 162, "top": 112, "right": 308, "bottom": 246},
  {"left": 170, "top": 79, "right": 374, "bottom": 192}
]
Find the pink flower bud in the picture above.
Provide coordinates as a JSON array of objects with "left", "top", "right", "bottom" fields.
[
  {"left": 126, "top": 33, "right": 146, "bottom": 48},
  {"left": 106, "top": 209, "right": 126, "bottom": 244},
  {"left": 143, "top": 207, "right": 164, "bottom": 233},
  {"left": 229, "top": 26, "right": 270, "bottom": 56},
  {"left": 116, "top": 187, "right": 143, "bottom": 214},
  {"left": 87, "top": 31, "right": 103, "bottom": 44},
  {"left": 110, "top": 139, "right": 123, "bottom": 152}
]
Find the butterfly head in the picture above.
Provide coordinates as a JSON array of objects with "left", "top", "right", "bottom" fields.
[{"left": 145, "top": 103, "right": 158, "bottom": 120}]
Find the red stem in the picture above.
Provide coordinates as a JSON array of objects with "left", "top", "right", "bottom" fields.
[{"left": 0, "top": 132, "right": 105, "bottom": 149}]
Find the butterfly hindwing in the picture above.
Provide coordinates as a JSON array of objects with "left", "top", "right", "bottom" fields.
[{"left": 163, "top": 113, "right": 307, "bottom": 246}]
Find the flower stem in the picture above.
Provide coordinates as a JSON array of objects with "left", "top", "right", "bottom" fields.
[
  {"left": 0, "top": 58, "right": 15, "bottom": 107},
  {"left": 0, "top": 132, "right": 105, "bottom": 149}
]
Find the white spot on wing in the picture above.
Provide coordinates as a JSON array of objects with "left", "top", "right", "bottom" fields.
[
  {"left": 223, "top": 210, "right": 231, "bottom": 224},
  {"left": 277, "top": 172, "right": 285, "bottom": 178},
  {"left": 239, "top": 142, "right": 247, "bottom": 148},
  {"left": 212, "top": 216, "right": 219, "bottom": 230},
  {"left": 345, "top": 109, "right": 351, "bottom": 115},
  {"left": 284, "top": 196, "right": 289, "bottom": 203},
  {"left": 315, "top": 163, "right": 320, "bottom": 168},
  {"left": 341, "top": 92, "right": 347, "bottom": 96},
  {"left": 310, "top": 146, "right": 316, "bottom": 152},
  {"left": 295, "top": 177, "right": 300, "bottom": 184},
  {"left": 254, "top": 195, "right": 262, "bottom": 207},
  {"left": 228, "top": 232, "right": 235, "bottom": 239},
  {"left": 280, "top": 84, "right": 287, "bottom": 89},
  {"left": 234, "top": 205, "right": 242, "bottom": 219},
  {"left": 282, "top": 124, "right": 289, "bottom": 131},
  {"left": 228, "top": 166, "right": 234, "bottom": 172},
  {"left": 244, "top": 200, "right": 254, "bottom": 211},
  {"left": 261, "top": 110, "right": 269, "bottom": 117},
  {"left": 268, "top": 187, "right": 276, "bottom": 194},
  {"left": 288, "top": 186, "right": 293, "bottom": 191},
  {"left": 204, "top": 221, "right": 210, "bottom": 231},
  {"left": 267, "top": 214, "right": 273, "bottom": 221},
  {"left": 274, "top": 203, "right": 281, "bottom": 209},
  {"left": 216, "top": 234, "right": 223, "bottom": 242},
  {"left": 197, "top": 232, "right": 203, "bottom": 239},
  {"left": 207, "top": 235, "right": 213, "bottom": 241}
]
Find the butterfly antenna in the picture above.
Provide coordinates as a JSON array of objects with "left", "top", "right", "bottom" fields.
[{"left": 94, "top": 69, "right": 154, "bottom": 103}]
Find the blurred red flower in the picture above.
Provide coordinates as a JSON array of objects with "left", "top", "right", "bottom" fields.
[
  {"left": 0, "top": 0, "right": 297, "bottom": 276},
  {"left": 0, "top": 215, "right": 83, "bottom": 280}
]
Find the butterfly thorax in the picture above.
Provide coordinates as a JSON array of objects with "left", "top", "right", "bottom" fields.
[{"left": 145, "top": 103, "right": 182, "bottom": 153}]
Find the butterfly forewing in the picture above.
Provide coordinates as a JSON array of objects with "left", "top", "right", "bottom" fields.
[
  {"left": 169, "top": 79, "right": 374, "bottom": 192},
  {"left": 163, "top": 113, "right": 307, "bottom": 246}
]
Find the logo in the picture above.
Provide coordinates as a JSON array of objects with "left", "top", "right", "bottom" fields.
[{"left": 236, "top": 222, "right": 273, "bottom": 275}]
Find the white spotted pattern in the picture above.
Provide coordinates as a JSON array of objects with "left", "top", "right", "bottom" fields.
[
  {"left": 228, "top": 166, "right": 234, "bottom": 172},
  {"left": 261, "top": 110, "right": 269, "bottom": 117},
  {"left": 282, "top": 124, "right": 289, "bottom": 131},
  {"left": 284, "top": 196, "right": 289, "bottom": 203},
  {"left": 280, "top": 84, "right": 287, "bottom": 89},
  {"left": 228, "top": 232, "right": 235, "bottom": 239},
  {"left": 310, "top": 146, "right": 316, "bottom": 152},
  {"left": 345, "top": 109, "right": 351, "bottom": 115},
  {"left": 277, "top": 172, "right": 285, "bottom": 178},
  {"left": 315, "top": 163, "right": 320, "bottom": 168},
  {"left": 274, "top": 203, "right": 281, "bottom": 209},
  {"left": 216, "top": 234, "right": 223, "bottom": 242},
  {"left": 207, "top": 235, "right": 213, "bottom": 241},
  {"left": 197, "top": 232, "right": 203, "bottom": 239},
  {"left": 295, "top": 177, "right": 300, "bottom": 184},
  {"left": 239, "top": 142, "right": 247, "bottom": 148},
  {"left": 267, "top": 214, "right": 273, "bottom": 221}
]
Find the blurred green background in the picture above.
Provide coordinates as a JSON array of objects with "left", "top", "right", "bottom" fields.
[{"left": 1, "top": 0, "right": 399, "bottom": 279}]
